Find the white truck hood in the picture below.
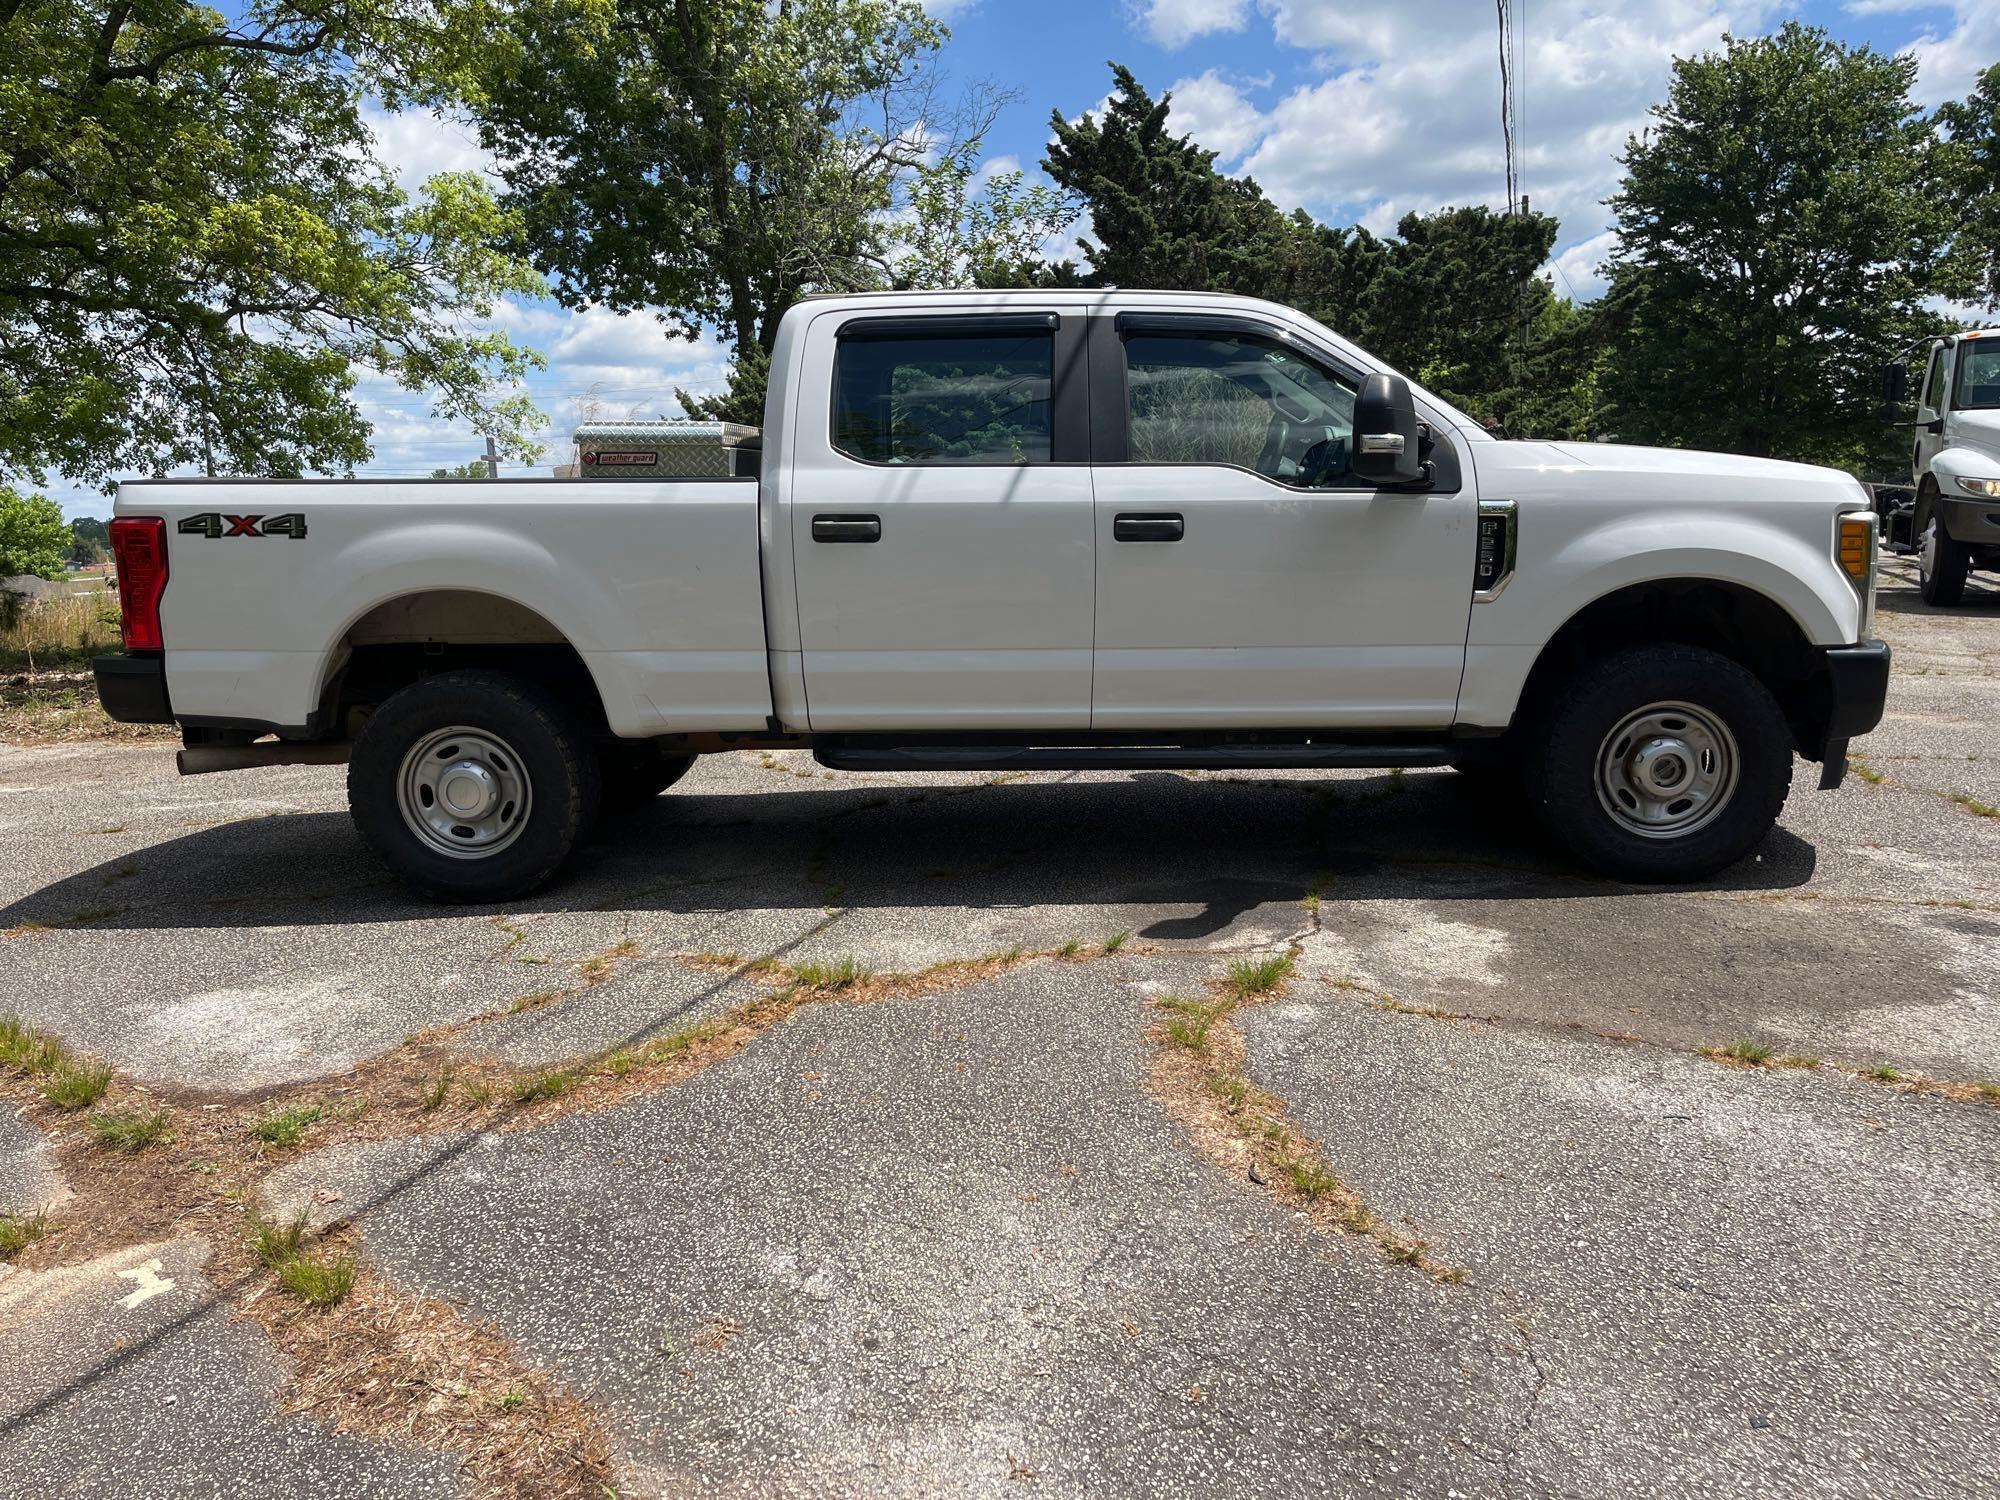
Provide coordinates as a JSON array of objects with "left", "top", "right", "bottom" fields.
[{"left": 1471, "top": 439, "right": 1869, "bottom": 510}]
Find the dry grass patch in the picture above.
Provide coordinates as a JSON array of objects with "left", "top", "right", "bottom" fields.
[{"left": 1148, "top": 956, "right": 1460, "bottom": 1284}]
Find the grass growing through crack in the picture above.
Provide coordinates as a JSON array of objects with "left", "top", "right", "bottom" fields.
[
  {"left": 89, "top": 1109, "right": 171, "bottom": 1151},
  {"left": 0, "top": 1207, "right": 49, "bottom": 1259},
  {"left": 792, "top": 955, "right": 869, "bottom": 989},
  {"left": 0, "top": 1013, "right": 67, "bottom": 1075},
  {"left": 40, "top": 1059, "right": 112, "bottom": 1109},
  {"left": 1102, "top": 930, "right": 1130, "bottom": 954},
  {"left": 1149, "top": 951, "right": 1459, "bottom": 1283},
  {"left": 250, "top": 1103, "right": 324, "bottom": 1147},
  {"left": 1704, "top": 1039, "right": 1774, "bottom": 1065},
  {"left": 1866, "top": 1063, "right": 1903, "bottom": 1082},
  {"left": 251, "top": 1212, "right": 356, "bottom": 1308},
  {"left": 509, "top": 1069, "right": 575, "bottom": 1103},
  {"left": 1951, "top": 793, "right": 2000, "bottom": 821},
  {"left": 420, "top": 1066, "right": 455, "bottom": 1112},
  {"left": 1224, "top": 952, "right": 1295, "bottom": 999}
]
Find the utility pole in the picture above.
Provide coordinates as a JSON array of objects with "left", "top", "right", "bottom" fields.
[{"left": 484, "top": 435, "right": 500, "bottom": 479}]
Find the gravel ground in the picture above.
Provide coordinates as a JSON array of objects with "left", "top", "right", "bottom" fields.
[{"left": 0, "top": 557, "right": 1994, "bottom": 1497}]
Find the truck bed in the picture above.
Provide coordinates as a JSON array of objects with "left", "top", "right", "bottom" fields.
[{"left": 118, "top": 478, "right": 772, "bottom": 737}]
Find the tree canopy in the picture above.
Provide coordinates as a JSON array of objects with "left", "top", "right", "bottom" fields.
[
  {"left": 0, "top": 1, "right": 548, "bottom": 488},
  {"left": 475, "top": 0, "right": 1073, "bottom": 424},
  {"left": 0, "top": 489, "right": 69, "bottom": 579},
  {"left": 1599, "top": 23, "right": 1953, "bottom": 467},
  {"left": 1938, "top": 62, "right": 2000, "bottom": 312},
  {"left": 1042, "top": 66, "right": 1597, "bottom": 437}
]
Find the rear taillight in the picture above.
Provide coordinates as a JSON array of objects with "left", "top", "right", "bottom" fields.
[{"left": 110, "top": 517, "right": 168, "bottom": 652}]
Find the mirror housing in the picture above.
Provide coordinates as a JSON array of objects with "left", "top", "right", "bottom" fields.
[
  {"left": 1878, "top": 361, "right": 1909, "bottom": 425},
  {"left": 1352, "top": 373, "right": 1428, "bottom": 487}
]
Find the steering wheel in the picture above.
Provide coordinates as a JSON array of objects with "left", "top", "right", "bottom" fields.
[{"left": 1291, "top": 433, "right": 1348, "bottom": 488}]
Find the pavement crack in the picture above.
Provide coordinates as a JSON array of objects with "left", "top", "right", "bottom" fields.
[{"left": 1142, "top": 943, "right": 1464, "bottom": 1283}]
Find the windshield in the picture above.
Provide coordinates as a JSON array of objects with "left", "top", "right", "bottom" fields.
[{"left": 1953, "top": 340, "right": 2000, "bottom": 411}]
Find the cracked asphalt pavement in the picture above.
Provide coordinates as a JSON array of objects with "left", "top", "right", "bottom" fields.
[{"left": 1, "top": 559, "right": 1996, "bottom": 1498}]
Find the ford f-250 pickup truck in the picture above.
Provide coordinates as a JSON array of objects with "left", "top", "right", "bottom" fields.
[{"left": 94, "top": 290, "right": 1890, "bottom": 900}]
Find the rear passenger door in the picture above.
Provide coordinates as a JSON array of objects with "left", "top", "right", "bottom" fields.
[{"left": 789, "top": 312, "right": 1095, "bottom": 731}]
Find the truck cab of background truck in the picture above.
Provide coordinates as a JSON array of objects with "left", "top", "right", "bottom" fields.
[
  {"left": 93, "top": 289, "right": 1891, "bottom": 902},
  {"left": 1883, "top": 327, "right": 2000, "bottom": 605}
]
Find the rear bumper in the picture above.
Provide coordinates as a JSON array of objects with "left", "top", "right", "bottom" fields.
[
  {"left": 93, "top": 654, "right": 173, "bottom": 724},
  {"left": 1811, "top": 639, "right": 1890, "bottom": 789}
]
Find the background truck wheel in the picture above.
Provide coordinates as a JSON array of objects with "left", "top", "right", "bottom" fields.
[
  {"left": 1526, "top": 644, "right": 1793, "bottom": 883},
  {"left": 597, "top": 742, "right": 697, "bottom": 818},
  {"left": 1918, "top": 500, "right": 1971, "bottom": 606},
  {"left": 349, "top": 669, "right": 599, "bottom": 902}
]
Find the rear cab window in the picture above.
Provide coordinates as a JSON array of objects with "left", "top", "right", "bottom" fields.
[{"left": 832, "top": 322, "right": 1055, "bottom": 465}]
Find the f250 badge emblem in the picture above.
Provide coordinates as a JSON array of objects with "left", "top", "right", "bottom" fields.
[{"left": 177, "top": 512, "right": 307, "bottom": 539}]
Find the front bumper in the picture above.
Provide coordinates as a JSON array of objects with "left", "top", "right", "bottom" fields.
[
  {"left": 1940, "top": 494, "right": 2000, "bottom": 548},
  {"left": 93, "top": 654, "right": 173, "bottom": 724},
  {"left": 1812, "top": 639, "right": 1890, "bottom": 789}
]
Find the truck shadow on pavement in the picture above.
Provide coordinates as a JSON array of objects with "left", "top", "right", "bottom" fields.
[{"left": 2, "top": 769, "right": 1817, "bottom": 934}]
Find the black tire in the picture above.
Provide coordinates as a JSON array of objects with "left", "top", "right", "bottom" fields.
[
  {"left": 348, "top": 669, "right": 599, "bottom": 902},
  {"left": 1917, "top": 493, "right": 1971, "bottom": 606},
  {"left": 1525, "top": 644, "right": 1793, "bottom": 883},
  {"left": 1452, "top": 739, "right": 1524, "bottom": 794},
  {"left": 597, "top": 742, "right": 697, "bottom": 816}
]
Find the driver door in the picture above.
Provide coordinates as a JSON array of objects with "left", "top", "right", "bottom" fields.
[{"left": 1087, "top": 314, "right": 1477, "bottom": 728}]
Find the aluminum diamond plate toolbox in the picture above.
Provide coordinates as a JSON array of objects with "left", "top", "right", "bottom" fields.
[{"left": 572, "top": 420, "right": 761, "bottom": 479}]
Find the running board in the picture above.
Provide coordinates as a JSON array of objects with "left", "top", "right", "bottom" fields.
[{"left": 812, "top": 743, "right": 1453, "bottom": 773}]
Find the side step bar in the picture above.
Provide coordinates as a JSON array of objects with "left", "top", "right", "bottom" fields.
[{"left": 812, "top": 743, "right": 1453, "bottom": 773}]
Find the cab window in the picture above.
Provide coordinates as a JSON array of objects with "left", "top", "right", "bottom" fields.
[
  {"left": 832, "top": 330, "right": 1053, "bottom": 465},
  {"left": 1921, "top": 346, "right": 1948, "bottom": 411},
  {"left": 1951, "top": 340, "right": 2000, "bottom": 411},
  {"left": 1122, "top": 331, "right": 1358, "bottom": 487}
]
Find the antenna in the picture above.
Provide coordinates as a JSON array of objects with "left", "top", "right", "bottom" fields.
[{"left": 1496, "top": 0, "right": 1518, "bottom": 214}]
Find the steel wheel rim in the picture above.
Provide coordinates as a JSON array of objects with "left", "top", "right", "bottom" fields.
[
  {"left": 397, "top": 725, "right": 532, "bottom": 859},
  {"left": 1919, "top": 517, "right": 1937, "bottom": 583},
  {"left": 1594, "top": 700, "right": 1739, "bottom": 840}
]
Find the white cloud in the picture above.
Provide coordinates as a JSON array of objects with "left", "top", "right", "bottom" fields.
[
  {"left": 1895, "top": 0, "right": 2000, "bottom": 106},
  {"left": 1137, "top": 0, "right": 1251, "bottom": 49},
  {"left": 1163, "top": 71, "right": 1266, "bottom": 162},
  {"left": 362, "top": 104, "right": 500, "bottom": 195},
  {"left": 1116, "top": 1, "right": 1791, "bottom": 299}
]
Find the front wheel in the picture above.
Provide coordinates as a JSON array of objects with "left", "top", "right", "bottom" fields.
[
  {"left": 1526, "top": 645, "right": 1793, "bottom": 883},
  {"left": 1918, "top": 503, "right": 1971, "bottom": 606},
  {"left": 349, "top": 669, "right": 599, "bottom": 902}
]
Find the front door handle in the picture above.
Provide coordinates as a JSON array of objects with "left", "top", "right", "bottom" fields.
[
  {"left": 1114, "top": 512, "right": 1184, "bottom": 542},
  {"left": 812, "top": 513, "right": 881, "bottom": 543}
]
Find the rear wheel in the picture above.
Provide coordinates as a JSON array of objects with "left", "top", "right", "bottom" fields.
[
  {"left": 1918, "top": 495, "right": 1971, "bottom": 605},
  {"left": 349, "top": 669, "right": 599, "bottom": 902},
  {"left": 1526, "top": 644, "right": 1793, "bottom": 883}
]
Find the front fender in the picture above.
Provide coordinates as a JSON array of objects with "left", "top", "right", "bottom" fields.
[{"left": 1458, "top": 508, "right": 1860, "bottom": 729}]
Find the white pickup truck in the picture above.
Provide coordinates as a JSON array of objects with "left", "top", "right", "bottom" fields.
[{"left": 96, "top": 290, "right": 1889, "bottom": 900}]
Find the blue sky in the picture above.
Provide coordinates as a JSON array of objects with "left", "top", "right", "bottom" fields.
[{"left": 52, "top": 0, "right": 1998, "bottom": 516}]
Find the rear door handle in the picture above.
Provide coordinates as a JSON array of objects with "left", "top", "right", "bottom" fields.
[
  {"left": 1114, "top": 513, "right": 1184, "bottom": 542},
  {"left": 811, "top": 513, "right": 881, "bottom": 543}
]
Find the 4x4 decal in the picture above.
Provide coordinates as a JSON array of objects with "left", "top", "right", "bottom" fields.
[{"left": 177, "top": 512, "right": 307, "bottom": 539}]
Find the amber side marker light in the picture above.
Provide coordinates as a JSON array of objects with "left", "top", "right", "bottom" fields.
[{"left": 1837, "top": 514, "right": 1874, "bottom": 584}]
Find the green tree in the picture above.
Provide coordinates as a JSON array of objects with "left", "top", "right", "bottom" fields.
[
  {"left": 0, "top": 489, "right": 70, "bottom": 579},
  {"left": 0, "top": 1, "right": 548, "bottom": 489},
  {"left": 1044, "top": 64, "right": 1295, "bottom": 296},
  {"left": 1601, "top": 23, "right": 1953, "bottom": 466},
  {"left": 1937, "top": 62, "right": 2000, "bottom": 311},
  {"left": 480, "top": 0, "right": 1064, "bottom": 430},
  {"left": 1042, "top": 65, "right": 1594, "bottom": 435},
  {"left": 68, "top": 516, "right": 111, "bottom": 567}
]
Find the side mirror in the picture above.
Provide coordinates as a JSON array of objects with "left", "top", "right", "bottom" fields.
[
  {"left": 1352, "top": 373, "right": 1428, "bottom": 487},
  {"left": 1878, "top": 362, "right": 1909, "bottom": 425}
]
